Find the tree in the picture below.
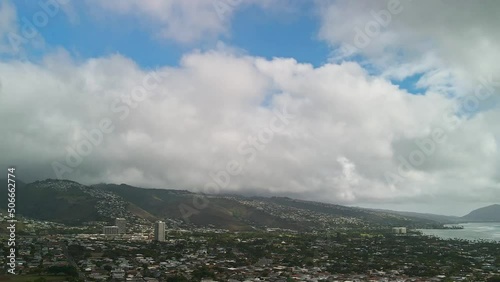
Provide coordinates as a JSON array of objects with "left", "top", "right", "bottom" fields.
[
  {"left": 192, "top": 266, "right": 216, "bottom": 281},
  {"left": 167, "top": 275, "right": 189, "bottom": 282},
  {"left": 487, "top": 277, "right": 500, "bottom": 282},
  {"left": 47, "top": 265, "right": 78, "bottom": 277}
]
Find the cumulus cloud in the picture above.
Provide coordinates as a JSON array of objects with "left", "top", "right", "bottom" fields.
[
  {"left": 318, "top": 0, "right": 500, "bottom": 96},
  {"left": 317, "top": 0, "right": 500, "bottom": 214}
]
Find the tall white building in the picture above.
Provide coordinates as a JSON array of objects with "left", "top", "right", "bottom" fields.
[
  {"left": 115, "top": 218, "right": 126, "bottom": 234},
  {"left": 103, "top": 226, "right": 119, "bottom": 235},
  {"left": 154, "top": 221, "right": 166, "bottom": 242},
  {"left": 392, "top": 227, "right": 407, "bottom": 234}
]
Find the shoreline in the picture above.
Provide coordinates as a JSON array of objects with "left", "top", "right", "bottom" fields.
[{"left": 417, "top": 222, "right": 500, "bottom": 242}]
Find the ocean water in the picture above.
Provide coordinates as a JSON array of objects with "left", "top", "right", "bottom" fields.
[{"left": 419, "top": 222, "right": 500, "bottom": 242}]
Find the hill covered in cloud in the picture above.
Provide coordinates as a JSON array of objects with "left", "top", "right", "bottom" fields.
[{"left": 3, "top": 179, "right": 446, "bottom": 230}]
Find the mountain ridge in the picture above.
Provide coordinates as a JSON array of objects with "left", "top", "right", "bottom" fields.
[
  {"left": 4, "top": 178, "right": 496, "bottom": 230},
  {"left": 462, "top": 204, "right": 500, "bottom": 222}
]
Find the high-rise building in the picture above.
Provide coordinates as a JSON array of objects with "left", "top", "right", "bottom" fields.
[
  {"left": 115, "top": 218, "right": 126, "bottom": 234},
  {"left": 103, "top": 226, "right": 119, "bottom": 235},
  {"left": 154, "top": 221, "right": 165, "bottom": 242},
  {"left": 392, "top": 227, "right": 407, "bottom": 234}
]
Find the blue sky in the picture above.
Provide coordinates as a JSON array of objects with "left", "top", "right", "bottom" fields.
[
  {"left": 12, "top": 0, "right": 185, "bottom": 67},
  {"left": 8, "top": 0, "right": 426, "bottom": 94},
  {"left": 13, "top": 1, "right": 328, "bottom": 65}
]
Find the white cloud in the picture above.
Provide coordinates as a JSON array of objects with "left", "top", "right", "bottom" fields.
[
  {"left": 318, "top": 0, "right": 500, "bottom": 96},
  {"left": 84, "top": 0, "right": 238, "bottom": 44},
  {"left": 84, "top": 0, "right": 297, "bottom": 44},
  {"left": 314, "top": 0, "right": 500, "bottom": 214},
  {"left": 0, "top": 0, "right": 18, "bottom": 54}
]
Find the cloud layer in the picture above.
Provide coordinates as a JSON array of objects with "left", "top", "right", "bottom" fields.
[{"left": 1, "top": 46, "right": 498, "bottom": 215}]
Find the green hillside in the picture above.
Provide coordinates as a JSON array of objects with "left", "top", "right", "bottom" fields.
[{"left": 2, "top": 179, "right": 447, "bottom": 230}]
